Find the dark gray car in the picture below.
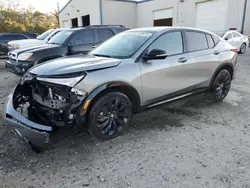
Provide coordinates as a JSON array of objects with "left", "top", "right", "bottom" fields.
[
  {"left": 4, "top": 27, "right": 238, "bottom": 150},
  {"left": 5, "top": 25, "right": 128, "bottom": 75}
]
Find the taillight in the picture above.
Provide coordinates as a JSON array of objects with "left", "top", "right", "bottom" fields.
[{"left": 231, "top": 48, "right": 238, "bottom": 53}]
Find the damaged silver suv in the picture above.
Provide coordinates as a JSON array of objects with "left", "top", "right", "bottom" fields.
[{"left": 5, "top": 27, "right": 238, "bottom": 149}]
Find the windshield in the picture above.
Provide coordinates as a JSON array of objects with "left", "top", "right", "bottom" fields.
[
  {"left": 37, "top": 29, "right": 54, "bottom": 40},
  {"left": 47, "top": 30, "right": 74, "bottom": 45},
  {"left": 90, "top": 31, "right": 153, "bottom": 59}
]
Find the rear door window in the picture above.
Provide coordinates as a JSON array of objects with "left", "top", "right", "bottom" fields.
[
  {"left": 206, "top": 34, "right": 215, "bottom": 48},
  {"left": 185, "top": 31, "right": 208, "bottom": 52},
  {"left": 96, "top": 29, "right": 114, "bottom": 43},
  {"left": 70, "top": 30, "right": 95, "bottom": 46},
  {"left": 232, "top": 32, "right": 242, "bottom": 38}
]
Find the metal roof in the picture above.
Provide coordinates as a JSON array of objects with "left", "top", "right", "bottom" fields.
[{"left": 59, "top": 0, "right": 152, "bottom": 14}]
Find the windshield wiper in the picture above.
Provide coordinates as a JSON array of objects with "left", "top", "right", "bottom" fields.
[{"left": 92, "top": 54, "right": 111, "bottom": 58}]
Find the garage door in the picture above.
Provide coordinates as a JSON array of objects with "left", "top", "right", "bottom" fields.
[
  {"left": 196, "top": 0, "right": 229, "bottom": 32},
  {"left": 154, "top": 8, "right": 173, "bottom": 26},
  {"left": 62, "top": 20, "right": 70, "bottom": 28}
]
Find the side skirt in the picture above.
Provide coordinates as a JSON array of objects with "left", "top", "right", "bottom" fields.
[{"left": 142, "top": 87, "right": 208, "bottom": 110}]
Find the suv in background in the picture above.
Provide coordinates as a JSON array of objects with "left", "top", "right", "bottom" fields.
[
  {"left": 0, "top": 32, "right": 37, "bottom": 56},
  {"left": 6, "top": 25, "right": 128, "bottom": 75},
  {"left": 8, "top": 28, "right": 66, "bottom": 52},
  {"left": 4, "top": 27, "right": 238, "bottom": 149}
]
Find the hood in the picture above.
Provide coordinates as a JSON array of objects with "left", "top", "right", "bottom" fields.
[
  {"left": 13, "top": 44, "right": 60, "bottom": 55},
  {"left": 30, "top": 55, "right": 121, "bottom": 76},
  {"left": 8, "top": 39, "right": 45, "bottom": 48}
]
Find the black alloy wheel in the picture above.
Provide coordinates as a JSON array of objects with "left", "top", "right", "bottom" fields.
[
  {"left": 239, "top": 43, "right": 246, "bottom": 54},
  {"left": 88, "top": 92, "right": 132, "bottom": 140},
  {"left": 208, "top": 69, "right": 231, "bottom": 102}
]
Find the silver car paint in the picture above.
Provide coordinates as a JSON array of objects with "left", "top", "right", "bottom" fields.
[{"left": 73, "top": 28, "right": 237, "bottom": 107}]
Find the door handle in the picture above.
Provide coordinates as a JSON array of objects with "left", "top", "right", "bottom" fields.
[
  {"left": 91, "top": 45, "right": 96, "bottom": 48},
  {"left": 214, "top": 50, "right": 220, "bottom": 55},
  {"left": 178, "top": 57, "right": 188, "bottom": 63}
]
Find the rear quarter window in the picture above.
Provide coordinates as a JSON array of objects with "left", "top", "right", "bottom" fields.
[{"left": 212, "top": 35, "right": 220, "bottom": 45}]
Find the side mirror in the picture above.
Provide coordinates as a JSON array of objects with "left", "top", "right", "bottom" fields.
[
  {"left": 225, "top": 37, "right": 228, "bottom": 41},
  {"left": 142, "top": 49, "right": 167, "bottom": 61}
]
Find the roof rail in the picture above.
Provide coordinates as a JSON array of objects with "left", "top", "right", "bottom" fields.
[{"left": 85, "top": 25, "right": 125, "bottom": 28}]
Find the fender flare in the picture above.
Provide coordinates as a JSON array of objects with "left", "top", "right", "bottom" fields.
[{"left": 81, "top": 81, "right": 141, "bottom": 116}]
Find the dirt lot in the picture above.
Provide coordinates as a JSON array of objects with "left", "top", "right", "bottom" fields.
[{"left": 1, "top": 52, "right": 250, "bottom": 188}]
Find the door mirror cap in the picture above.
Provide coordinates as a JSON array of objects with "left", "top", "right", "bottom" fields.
[
  {"left": 142, "top": 49, "right": 168, "bottom": 61},
  {"left": 224, "top": 37, "right": 229, "bottom": 41}
]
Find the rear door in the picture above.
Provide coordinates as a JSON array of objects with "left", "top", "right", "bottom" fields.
[
  {"left": 68, "top": 29, "right": 96, "bottom": 54},
  {"left": 184, "top": 30, "right": 221, "bottom": 87}
]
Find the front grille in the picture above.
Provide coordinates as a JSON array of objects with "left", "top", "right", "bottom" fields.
[{"left": 8, "top": 52, "right": 17, "bottom": 60}]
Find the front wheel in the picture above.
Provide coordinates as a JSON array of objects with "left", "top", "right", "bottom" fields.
[
  {"left": 207, "top": 69, "right": 232, "bottom": 102},
  {"left": 88, "top": 92, "right": 132, "bottom": 140}
]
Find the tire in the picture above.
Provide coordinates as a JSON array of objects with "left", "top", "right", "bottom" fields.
[
  {"left": 88, "top": 92, "right": 133, "bottom": 140},
  {"left": 239, "top": 43, "right": 246, "bottom": 54},
  {"left": 207, "top": 69, "right": 232, "bottom": 102}
]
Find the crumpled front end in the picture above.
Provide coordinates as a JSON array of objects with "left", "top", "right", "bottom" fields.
[{"left": 4, "top": 73, "right": 87, "bottom": 148}]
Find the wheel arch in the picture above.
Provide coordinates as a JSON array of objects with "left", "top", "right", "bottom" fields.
[
  {"left": 209, "top": 63, "right": 234, "bottom": 88},
  {"left": 83, "top": 81, "right": 141, "bottom": 122}
]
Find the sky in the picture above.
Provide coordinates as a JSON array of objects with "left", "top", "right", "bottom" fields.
[{"left": 19, "top": 0, "right": 69, "bottom": 13}]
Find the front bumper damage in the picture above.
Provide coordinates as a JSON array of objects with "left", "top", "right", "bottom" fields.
[
  {"left": 4, "top": 73, "right": 87, "bottom": 149},
  {"left": 5, "top": 94, "right": 52, "bottom": 148}
]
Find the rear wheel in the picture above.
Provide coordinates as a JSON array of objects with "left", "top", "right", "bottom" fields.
[
  {"left": 88, "top": 92, "right": 132, "bottom": 140},
  {"left": 239, "top": 43, "right": 246, "bottom": 54},
  {"left": 207, "top": 69, "right": 231, "bottom": 102}
]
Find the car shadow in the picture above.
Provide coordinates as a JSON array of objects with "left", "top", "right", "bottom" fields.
[{"left": 0, "top": 93, "right": 220, "bottom": 172}]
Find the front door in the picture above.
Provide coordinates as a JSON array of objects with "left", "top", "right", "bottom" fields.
[{"left": 139, "top": 31, "right": 191, "bottom": 105}]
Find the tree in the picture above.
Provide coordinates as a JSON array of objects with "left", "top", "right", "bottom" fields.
[{"left": 0, "top": 0, "right": 59, "bottom": 33}]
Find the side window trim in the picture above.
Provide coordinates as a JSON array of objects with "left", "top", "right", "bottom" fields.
[
  {"left": 184, "top": 30, "right": 209, "bottom": 53},
  {"left": 205, "top": 34, "right": 215, "bottom": 49}
]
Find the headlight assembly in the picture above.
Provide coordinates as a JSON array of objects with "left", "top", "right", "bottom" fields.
[
  {"left": 37, "top": 74, "right": 86, "bottom": 87},
  {"left": 18, "top": 53, "right": 33, "bottom": 61}
]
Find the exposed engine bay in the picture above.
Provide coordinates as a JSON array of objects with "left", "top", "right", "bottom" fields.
[{"left": 13, "top": 73, "right": 86, "bottom": 128}]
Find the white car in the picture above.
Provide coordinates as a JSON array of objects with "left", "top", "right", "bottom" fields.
[
  {"left": 7, "top": 29, "right": 64, "bottom": 51},
  {"left": 218, "top": 31, "right": 248, "bottom": 54}
]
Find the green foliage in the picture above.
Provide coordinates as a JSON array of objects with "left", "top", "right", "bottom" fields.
[{"left": 0, "top": 1, "right": 59, "bottom": 34}]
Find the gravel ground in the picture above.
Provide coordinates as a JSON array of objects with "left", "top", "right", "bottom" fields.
[{"left": 1, "top": 52, "right": 250, "bottom": 188}]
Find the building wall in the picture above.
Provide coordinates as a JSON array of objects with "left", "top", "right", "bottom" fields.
[
  {"left": 137, "top": 0, "right": 248, "bottom": 33},
  {"left": 59, "top": 0, "right": 101, "bottom": 27},
  {"left": 102, "top": 0, "right": 137, "bottom": 28},
  {"left": 243, "top": 0, "right": 250, "bottom": 35}
]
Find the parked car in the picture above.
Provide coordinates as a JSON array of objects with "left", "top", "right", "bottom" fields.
[
  {"left": 5, "top": 25, "right": 128, "bottom": 75},
  {"left": 7, "top": 28, "right": 65, "bottom": 52},
  {"left": 4, "top": 27, "right": 238, "bottom": 150},
  {"left": 217, "top": 31, "right": 248, "bottom": 54},
  {"left": 0, "top": 32, "right": 37, "bottom": 57}
]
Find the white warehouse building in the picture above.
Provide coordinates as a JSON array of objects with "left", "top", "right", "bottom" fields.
[{"left": 59, "top": 0, "right": 250, "bottom": 34}]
